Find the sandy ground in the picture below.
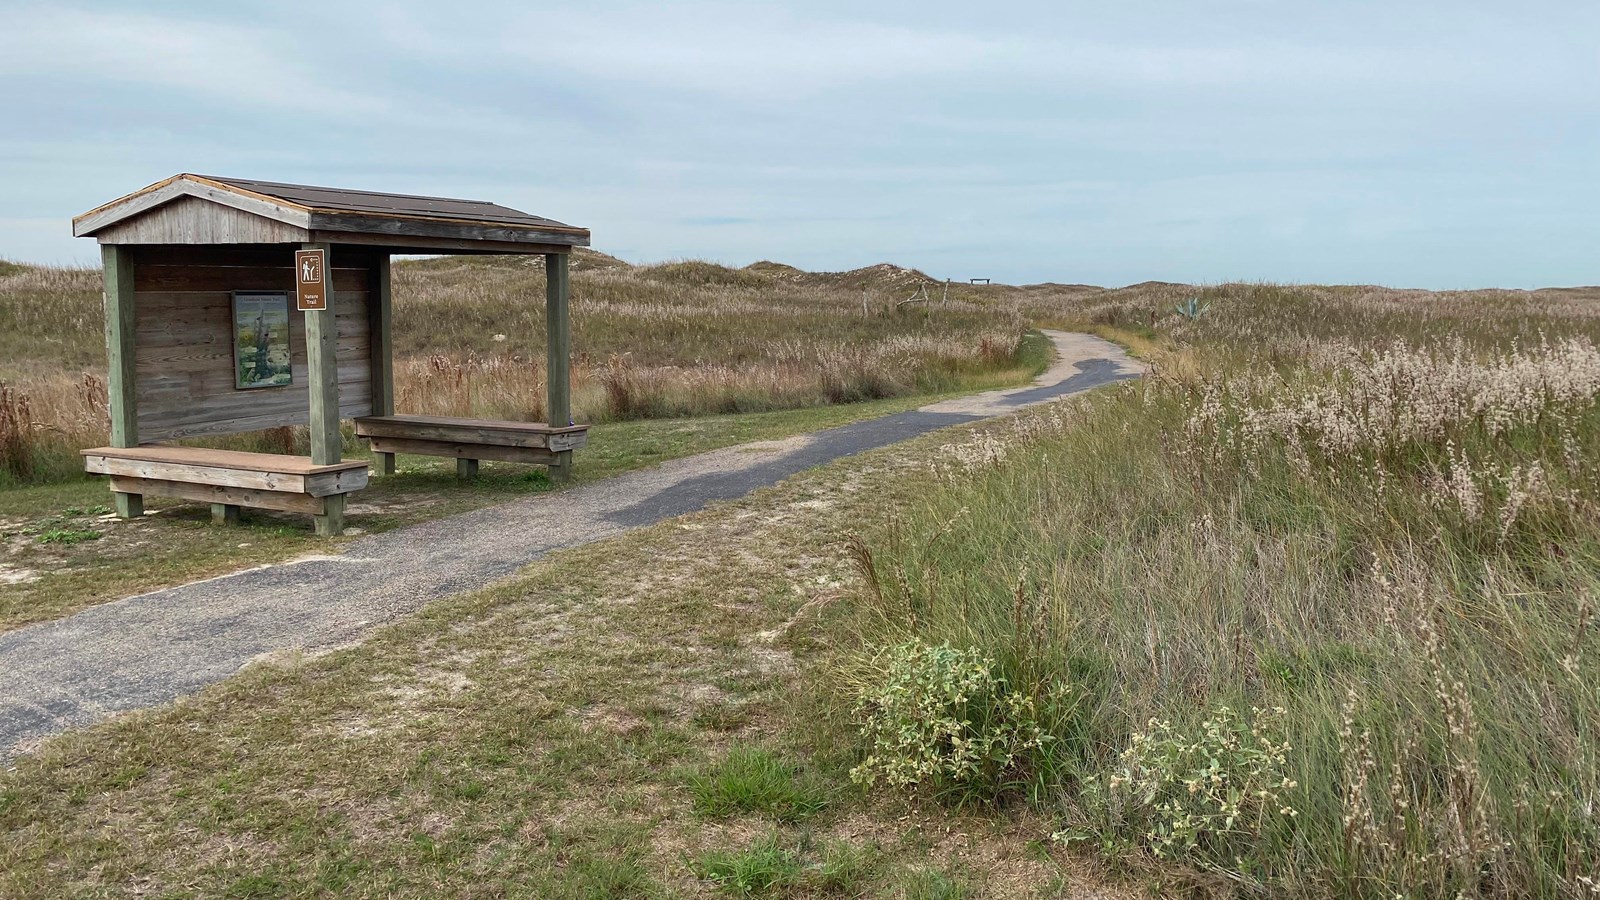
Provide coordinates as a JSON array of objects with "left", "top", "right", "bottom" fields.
[{"left": 0, "top": 331, "right": 1141, "bottom": 762}]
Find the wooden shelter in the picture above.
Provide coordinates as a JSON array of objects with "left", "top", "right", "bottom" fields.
[{"left": 73, "top": 174, "right": 591, "bottom": 535}]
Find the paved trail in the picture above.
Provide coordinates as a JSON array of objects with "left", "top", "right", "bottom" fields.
[{"left": 0, "top": 331, "right": 1141, "bottom": 761}]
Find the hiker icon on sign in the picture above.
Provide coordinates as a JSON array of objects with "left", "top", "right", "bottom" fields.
[{"left": 293, "top": 249, "right": 328, "bottom": 311}]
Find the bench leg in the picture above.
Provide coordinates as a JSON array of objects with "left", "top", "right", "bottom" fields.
[
  {"left": 210, "top": 503, "right": 241, "bottom": 526},
  {"left": 314, "top": 494, "right": 346, "bottom": 537},
  {"left": 456, "top": 458, "right": 479, "bottom": 480},
  {"left": 113, "top": 491, "right": 143, "bottom": 519},
  {"left": 548, "top": 450, "right": 573, "bottom": 483},
  {"left": 374, "top": 451, "right": 396, "bottom": 476}
]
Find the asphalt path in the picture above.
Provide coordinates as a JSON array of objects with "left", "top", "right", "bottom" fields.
[{"left": 0, "top": 331, "right": 1141, "bottom": 762}]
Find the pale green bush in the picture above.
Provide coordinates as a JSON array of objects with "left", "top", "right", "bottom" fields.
[
  {"left": 849, "top": 640, "right": 1055, "bottom": 800},
  {"left": 1060, "top": 705, "right": 1297, "bottom": 873}
]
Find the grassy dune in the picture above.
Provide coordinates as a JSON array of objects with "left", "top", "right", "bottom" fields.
[
  {"left": 0, "top": 251, "right": 1045, "bottom": 487},
  {"left": 7, "top": 248, "right": 1600, "bottom": 896},
  {"left": 831, "top": 282, "right": 1600, "bottom": 897}
]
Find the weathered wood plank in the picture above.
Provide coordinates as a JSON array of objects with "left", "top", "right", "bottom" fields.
[
  {"left": 86, "top": 455, "right": 308, "bottom": 492},
  {"left": 365, "top": 436, "right": 558, "bottom": 465},
  {"left": 107, "top": 476, "right": 329, "bottom": 515},
  {"left": 545, "top": 252, "right": 573, "bottom": 482},
  {"left": 104, "top": 246, "right": 138, "bottom": 447},
  {"left": 354, "top": 414, "right": 586, "bottom": 435},
  {"left": 138, "top": 393, "right": 373, "bottom": 442},
  {"left": 314, "top": 493, "right": 345, "bottom": 537},
  {"left": 83, "top": 445, "right": 367, "bottom": 475},
  {"left": 546, "top": 253, "right": 571, "bottom": 428},
  {"left": 94, "top": 195, "right": 311, "bottom": 245},
  {"left": 131, "top": 271, "right": 373, "bottom": 443},
  {"left": 369, "top": 257, "right": 394, "bottom": 417},
  {"left": 75, "top": 175, "right": 313, "bottom": 237},
  {"left": 304, "top": 467, "right": 370, "bottom": 498},
  {"left": 369, "top": 254, "right": 396, "bottom": 476},
  {"left": 309, "top": 231, "right": 576, "bottom": 255},
  {"left": 132, "top": 264, "right": 369, "bottom": 293},
  {"left": 133, "top": 245, "right": 380, "bottom": 269},
  {"left": 359, "top": 423, "right": 553, "bottom": 449},
  {"left": 353, "top": 415, "right": 589, "bottom": 450},
  {"left": 307, "top": 212, "right": 588, "bottom": 247},
  {"left": 304, "top": 242, "right": 342, "bottom": 469},
  {"left": 104, "top": 245, "right": 142, "bottom": 518}
]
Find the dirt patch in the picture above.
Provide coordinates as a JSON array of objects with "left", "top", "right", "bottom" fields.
[
  {"left": 0, "top": 564, "right": 38, "bottom": 585},
  {"left": 576, "top": 704, "right": 649, "bottom": 736}
]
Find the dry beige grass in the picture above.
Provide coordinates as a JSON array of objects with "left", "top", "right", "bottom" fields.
[
  {"left": 837, "top": 279, "right": 1600, "bottom": 897},
  {"left": 0, "top": 250, "right": 1045, "bottom": 485}
]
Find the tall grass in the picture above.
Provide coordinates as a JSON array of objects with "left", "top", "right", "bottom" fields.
[
  {"left": 0, "top": 252, "right": 1039, "bottom": 486},
  {"left": 835, "top": 284, "right": 1600, "bottom": 897}
]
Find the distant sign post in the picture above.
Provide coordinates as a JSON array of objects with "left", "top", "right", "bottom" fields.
[{"left": 294, "top": 248, "right": 329, "bottom": 311}]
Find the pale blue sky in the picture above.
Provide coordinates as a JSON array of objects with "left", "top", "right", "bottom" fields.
[{"left": 2, "top": 0, "right": 1596, "bottom": 287}]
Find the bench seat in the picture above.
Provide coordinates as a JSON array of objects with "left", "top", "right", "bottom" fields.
[
  {"left": 82, "top": 445, "right": 369, "bottom": 524},
  {"left": 354, "top": 415, "right": 588, "bottom": 473}
]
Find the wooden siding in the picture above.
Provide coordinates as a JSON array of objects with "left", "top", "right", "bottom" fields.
[
  {"left": 130, "top": 246, "right": 375, "bottom": 442},
  {"left": 95, "top": 195, "right": 311, "bottom": 245}
]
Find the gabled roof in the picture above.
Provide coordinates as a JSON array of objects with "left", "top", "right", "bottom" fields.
[
  {"left": 201, "top": 176, "right": 576, "bottom": 229},
  {"left": 73, "top": 174, "right": 589, "bottom": 254}
]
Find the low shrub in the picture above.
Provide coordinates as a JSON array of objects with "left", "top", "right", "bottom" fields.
[
  {"left": 849, "top": 640, "right": 1062, "bottom": 803},
  {"left": 1060, "top": 705, "right": 1298, "bottom": 876}
]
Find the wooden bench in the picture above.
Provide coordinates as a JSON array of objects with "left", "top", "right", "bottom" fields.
[
  {"left": 354, "top": 414, "right": 589, "bottom": 479},
  {"left": 82, "top": 445, "right": 369, "bottom": 534}
]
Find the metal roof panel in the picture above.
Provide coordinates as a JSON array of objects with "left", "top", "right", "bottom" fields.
[{"left": 202, "top": 176, "right": 579, "bottom": 230}]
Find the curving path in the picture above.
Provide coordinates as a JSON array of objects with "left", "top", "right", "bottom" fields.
[{"left": 0, "top": 331, "right": 1142, "bottom": 761}]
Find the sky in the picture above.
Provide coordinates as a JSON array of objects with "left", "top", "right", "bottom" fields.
[{"left": 1, "top": 0, "right": 1596, "bottom": 288}]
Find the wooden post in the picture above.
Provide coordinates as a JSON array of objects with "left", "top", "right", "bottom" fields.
[
  {"left": 457, "top": 458, "right": 478, "bottom": 480},
  {"left": 211, "top": 503, "right": 240, "bottom": 526},
  {"left": 369, "top": 254, "right": 396, "bottom": 476},
  {"left": 304, "top": 242, "right": 344, "bottom": 535},
  {"left": 102, "top": 245, "right": 142, "bottom": 518},
  {"left": 544, "top": 252, "right": 573, "bottom": 481}
]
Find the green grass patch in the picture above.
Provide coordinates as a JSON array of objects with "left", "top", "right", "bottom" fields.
[
  {"left": 690, "top": 832, "right": 882, "bottom": 897},
  {"left": 692, "top": 833, "right": 805, "bottom": 896},
  {"left": 33, "top": 527, "right": 99, "bottom": 545},
  {"left": 687, "top": 745, "right": 830, "bottom": 822}
]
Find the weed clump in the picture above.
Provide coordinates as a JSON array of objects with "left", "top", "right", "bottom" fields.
[
  {"left": 1060, "top": 705, "right": 1297, "bottom": 874},
  {"left": 849, "top": 640, "right": 1059, "bottom": 803}
]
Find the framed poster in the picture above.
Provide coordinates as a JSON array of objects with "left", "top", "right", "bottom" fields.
[{"left": 232, "top": 291, "right": 294, "bottom": 389}]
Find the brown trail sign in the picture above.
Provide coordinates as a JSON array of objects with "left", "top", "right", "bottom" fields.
[{"left": 294, "top": 248, "right": 329, "bottom": 311}]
